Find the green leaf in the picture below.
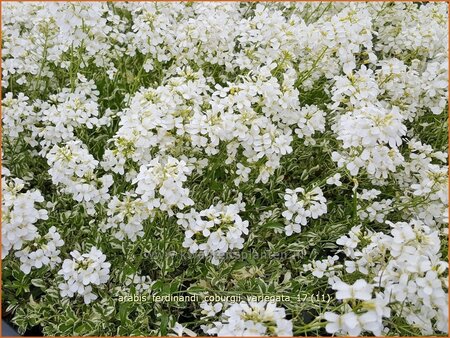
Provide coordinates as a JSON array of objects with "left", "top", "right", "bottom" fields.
[
  {"left": 187, "top": 286, "right": 205, "bottom": 294},
  {"left": 31, "top": 278, "right": 46, "bottom": 289},
  {"left": 159, "top": 312, "right": 168, "bottom": 336}
]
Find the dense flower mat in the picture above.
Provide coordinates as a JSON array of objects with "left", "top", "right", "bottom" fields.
[{"left": 1, "top": 2, "right": 449, "bottom": 336}]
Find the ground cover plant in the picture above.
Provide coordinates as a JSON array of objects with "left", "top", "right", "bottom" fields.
[{"left": 1, "top": 1, "right": 449, "bottom": 336}]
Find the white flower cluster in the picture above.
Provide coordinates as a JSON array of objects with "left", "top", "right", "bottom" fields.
[
  {"left": 177, "top": 200, "right": 249, "bottom": 265},
  {"left": 1, "top": 177, "right": 48, "bottom": 258},
  {"left": 331, "top": 68, "right": 407, "bottom": 180},
  {"left": 357, "top": 190, "right": 393, "bottom": 224},
  {"left": 2, "top": 93, "right": 40, "bottom": 143},
  {"left": 293, "top": 105, "right": 326, "bottom": 145},
  {"left": 133, "top": 156, "right": 194, "bottom": 214},
  {"left": 282, "top": 187, "right": 327, "bottom": 236},
  {"left": 2, "top": 75, "right": 110, "bottom": 154},
  {"left": 46, "top": 140, "right": 113, "bottom": 215},
  {"left": 303, "top": 255, "right": 341, "bottom": 279},
  {"left": 400, "top": 140, "right": 448, "bottom": 226},
  {"left": 321, "top": 219, "right": 448, "bottom": 335},
  {"left": 328, "top": 9, "right": 448, "bottom": 182},
  {"left": 201, "top": 301, "right": 293, "bottom": 336},
  {"left": 58, "top": 247, "right": 111, "bottom": 304},
  {"left": 111, "top": 272, "right": 154, "bottom": 298},
  {"left": 1, "top": 1, "right": 448, "bottom": 336},
  {"left": 15, "top": 226, "right": 64, "bottom": 274},
  {"left": 2, "top": 2, "right": 123, "bottom": 87},
  {"left": 101, "top": 64, "right": 319, "bottom": 186},
  {"left": 99, "top": 192, "right": 153, "bottom": 242},
  {"left": 34, "top": 75, "right": 110, "bottom": 153},
  {"left": 324, "top": 279, "right": 390, "bottom": 336},
  {"left": 353, "top": 138, "right": 449, "bottom": 228},
  {"left": 101, "top": 68, "right": 211, "bottom": 175},
  {"left": 123, "top": 274, "right": 154, "bottom": 292}
]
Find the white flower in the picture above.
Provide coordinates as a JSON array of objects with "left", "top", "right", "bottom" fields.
[
  {"left": 124, "top": 274, "right": 154, "bottom": 292},
  {"left": 103, "top": 192, "right": 154, "bottom": 242},
  {"left": 326, "top": 173, "right": 342, "bottom": 187},
  {"left": 46, "top": 141, "right": 112, "bottom": 214},
  {"left": 332, "top": 279, "right": 374, "bottom": 301},
  {"left": 324, "top": 311, "right": 361, "bottom": 336},
  {"left": 177, "top": 199, "right": 249, "bottom": 265},
  {"left": 169, "top": 322, "right": 197, "bottom": 337},
  {"left": 234, "top": 163, "right": 251, "bottom": 186},
  {"left": 2, "top": 2, "right": 448, "bottom": 335},
  {"left": 14, "top": 226, "right": 64, "bottom": 274},
  {"left": 57, "top": 247, "right": 110, "bottom": 304},
  {"left": 416, "top": 270, "right": 443, "bottom": 296},
  {"left": 2, "top": 177, "right": 48, "bottom": 258},
  {"left": 134, "top": 155, "right": 194, "bottom": 213},
  {"left": 200, "top": 301, "right": 223, "bottom": 317},
  {"left": 282, "top": 187, "right": 327, "bottom": 236},
  {"left": 208, "top": 301, "right": 292, "bottom": 337}
]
